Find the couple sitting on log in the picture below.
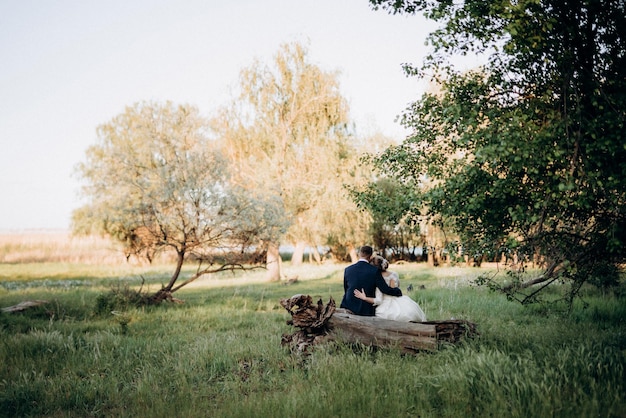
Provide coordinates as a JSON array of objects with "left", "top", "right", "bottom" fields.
[{"left": 340, "top": 245, "right": 427, "bottom": 322}]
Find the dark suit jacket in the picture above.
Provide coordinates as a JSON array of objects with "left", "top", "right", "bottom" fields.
[{"left": 340, "top": 260, "right": 402, "bottom": 316}]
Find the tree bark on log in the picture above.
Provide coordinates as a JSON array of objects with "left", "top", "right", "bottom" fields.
[
  {"left": 280, "top": 294, "right": 478, "bottom": 355},
  {"left": 329, "top": 309, "right": 439, "bottom": 352},
  {"left": 2, "top": 300, "right": 49, "bottom": 313}
]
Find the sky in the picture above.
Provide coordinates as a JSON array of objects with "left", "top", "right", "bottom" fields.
[{"left": 0, "top": 0, "right": 444, "bottom": 231}]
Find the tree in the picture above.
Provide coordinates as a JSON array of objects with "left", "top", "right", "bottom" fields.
[
  {"left": 212, "top": 41, "right": 361, "bottom": 278},
  {"left": 370, "top": 0, "right": 626, "bottom": 304},
  {"left": 348, "top": 128, "right": 460, "bottom": 265},
  {"left": 73, "top": 101, "right": 287, "bottom": 302},
  {"left": 349, "top": 176, "right": 421, "bottom": 259}
]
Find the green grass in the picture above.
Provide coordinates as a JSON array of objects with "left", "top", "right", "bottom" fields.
[{"left": 0, "top": 262, "right": 624, "bottom": 417}]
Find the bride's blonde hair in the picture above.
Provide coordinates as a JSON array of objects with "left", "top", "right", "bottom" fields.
[{"left": 370, "top": 255, "right": 389, "bottom": 271}]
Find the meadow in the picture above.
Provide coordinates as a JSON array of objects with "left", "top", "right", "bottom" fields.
[{"left": 0, "top": 233, "right": 625, "bottom": 417}]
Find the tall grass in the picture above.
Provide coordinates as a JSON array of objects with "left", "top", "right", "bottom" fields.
[
  {"left": 0, "top": 261, "right": 624, "bottom": 417},
  {"left": 0, "top": 231, "right": 129, "bottom": 264}
]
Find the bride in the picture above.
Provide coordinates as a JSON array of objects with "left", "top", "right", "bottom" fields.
[{"left": 354, "top": 256, "right": 427, "bottom": 322}]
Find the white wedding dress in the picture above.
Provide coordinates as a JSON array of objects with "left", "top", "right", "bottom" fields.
[{"left": 374, "top": 271, "right": 427, "bottom": 322}]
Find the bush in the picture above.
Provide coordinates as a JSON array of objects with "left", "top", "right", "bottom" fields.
[
  {"left": 94, "top": 283, "right": 148, "bottom": 315},
  {"left": 586, "top": 261, "right": 622, "bottom": 291}
]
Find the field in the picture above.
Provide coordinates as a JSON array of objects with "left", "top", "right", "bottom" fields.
[{"left": 1, "top": 233, "right": 625, "bottom": 417}]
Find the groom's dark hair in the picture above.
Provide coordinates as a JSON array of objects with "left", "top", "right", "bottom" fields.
[{"left": 358, "top": 245, "right": 373, "bottom": 258}]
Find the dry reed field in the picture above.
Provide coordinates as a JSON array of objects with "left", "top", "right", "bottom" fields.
[{"left": 0, "top": 230, "right": 129, "bottom": 265}]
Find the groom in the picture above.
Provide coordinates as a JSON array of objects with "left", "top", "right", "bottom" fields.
[{"left": 340, "top": 245, "right": 402, "bottom": 316}]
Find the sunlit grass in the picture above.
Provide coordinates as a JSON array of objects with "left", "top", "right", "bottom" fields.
[{"left": 0, "top": 260, "right": 624, "bottom": 417}]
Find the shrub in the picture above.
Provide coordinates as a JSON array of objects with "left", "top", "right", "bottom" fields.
[{"left": 94, "top": 283, "right": 148, "bottom": 315}]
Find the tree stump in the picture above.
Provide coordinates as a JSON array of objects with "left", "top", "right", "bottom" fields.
[{"left": 280, "top": 294, "right": 478, "bottom": 355}]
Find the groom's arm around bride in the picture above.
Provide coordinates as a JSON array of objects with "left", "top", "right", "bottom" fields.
[{"left": 340, "top": 245, "right": 402, "bottom": 316}]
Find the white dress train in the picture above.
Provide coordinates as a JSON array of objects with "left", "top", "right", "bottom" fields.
[{"left": 374, "top": 271, "right": 427, "bottom": 322}]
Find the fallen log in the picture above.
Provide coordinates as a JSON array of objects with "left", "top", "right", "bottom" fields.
[
  {"left": 1, "top": 300, "right": 49, "bottom": 313},
  {"left": 329, "top": 309, "right": 438, "bottom": 352},
  {"left": 280, "top": 294, "right": 478, "bottom": 355}
]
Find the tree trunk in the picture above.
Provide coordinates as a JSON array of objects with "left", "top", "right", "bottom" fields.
[
  {"left": 149, "top": 251, "right": 186, "bottom": 303},
  {"left": 310, "top": 246, "right": 322, "bottom": 264},
  {"left": 427, "top": 246, "right": 435, "bottom": 267},
  {"left": 348, "top": 245, "right": 358, "bottom": 263},
  {"left": 280, "top": 295, "right": 478, "bottom": 355},
  {"left": 266, "top": 242, "right": 282, "bottom": 281},
  {"left": 163, "top": 251, "right": 185, "bottom": 291},
  {"left": 291, "top": 241, "right": 305, "bottom": 267}
]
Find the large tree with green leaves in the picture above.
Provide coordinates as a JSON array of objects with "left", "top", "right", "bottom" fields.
[
  {"left": 369, "top": 0, "right": 626, "bottom": 304},
  {"left": 73, "top": 101, "right": 287, "bottom": 302},
  {"left": 349, "top": 176, "right": 421, "bottom": 259},
  {"left": 212, "top": 41, "right": 363, "bottom": 278}
]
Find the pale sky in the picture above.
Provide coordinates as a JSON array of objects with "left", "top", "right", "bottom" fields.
[{"left": 0, "top": 0, "right": 443, "bottom": 231}]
